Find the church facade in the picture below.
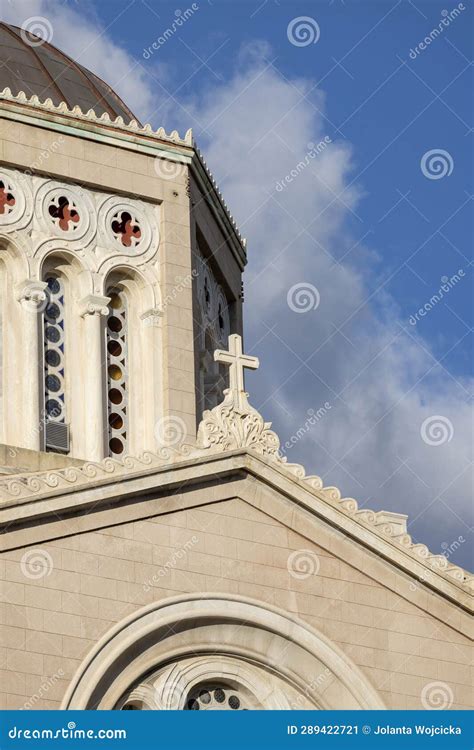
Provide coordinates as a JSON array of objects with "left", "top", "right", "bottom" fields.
[{"left": 0, "top": 24, "right": 472, "bottom": 712}]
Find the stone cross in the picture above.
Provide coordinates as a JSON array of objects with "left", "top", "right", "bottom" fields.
[{"left": 214, "top": 334, "right": 259, "bottom": 410}]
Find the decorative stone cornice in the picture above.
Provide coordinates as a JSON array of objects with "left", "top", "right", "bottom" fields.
[
  {"left": 0, "top": 87, "right": 192, "bottom": 146},
  {"left": 0, "top": 88, "right": 247, "bottom": 261},
  {"left": 78, "top": 294, "right": 110, "bottom": 317},
  {"left": 193, "top": 146, "right": 247, "bottom": 251}
]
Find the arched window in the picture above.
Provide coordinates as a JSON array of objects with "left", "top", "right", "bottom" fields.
[
  {"left": 106, "top": 288, "right": 128, "bottom": 456},
  {"left": 43, "top": 275, "right": 69, "bottom": 453},
  {"left": 185, "top": 683, "right": 255, "bottom": 711}
]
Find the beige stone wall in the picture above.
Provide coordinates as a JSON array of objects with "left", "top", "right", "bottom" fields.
[
  {"left": 0, "top": 498, "right": 470, "bottom": 710},
  {"left": 0, "top": 116, "right": 197, "bottom": 450}
]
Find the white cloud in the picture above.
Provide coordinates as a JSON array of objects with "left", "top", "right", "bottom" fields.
[
  {"left": 2, "top": 2, "right": 471, "bottom": 569},
  {"left": 178, "top": 51, "right": 473, "bottom": 570}
]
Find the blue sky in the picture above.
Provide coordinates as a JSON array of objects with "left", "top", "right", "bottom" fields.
[{"left": 4, "top": 0, "right": 472, "bottom": 569}]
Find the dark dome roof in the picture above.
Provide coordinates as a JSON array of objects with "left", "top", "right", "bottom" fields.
[{"left": 0, "top": 22, "right": 137, "bottom": 122}]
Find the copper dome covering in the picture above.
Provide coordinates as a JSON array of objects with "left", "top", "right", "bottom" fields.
[{"left": 0, "top": 22, "right": 138, "bottom": 123}]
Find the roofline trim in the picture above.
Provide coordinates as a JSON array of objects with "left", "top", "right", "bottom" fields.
[
  {"left": 0, "top": 446, "right": 471, "bottom": 602},
  {"left": 0, "top": 88, "right": 247, "bottom": 255}
]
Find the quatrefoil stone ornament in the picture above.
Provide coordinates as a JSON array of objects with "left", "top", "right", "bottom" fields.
[
  {"left": 48, "top": 195, "right": 81, "bottom": 231},
  {"left": 0, "top": 179, "right": 16, "bottom": 216},
  {"left": 111, "top": 210, "right": 141, "bottom": 248}
]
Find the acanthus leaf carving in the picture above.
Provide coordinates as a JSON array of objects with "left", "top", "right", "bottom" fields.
[{"left": 197, "top": 388, "right": 280, "bottom": 458}]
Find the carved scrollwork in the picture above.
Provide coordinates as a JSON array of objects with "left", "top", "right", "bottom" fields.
[{"left": 197, "top": 389, "right": 280, "bottom": 458}]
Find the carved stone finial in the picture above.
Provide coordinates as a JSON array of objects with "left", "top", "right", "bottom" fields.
[
  {"left": 197, "top": 334, "right": 280, "bottom": 457},
  {"left": 197, "top": 388, "right": 281, "bottom": 458}
]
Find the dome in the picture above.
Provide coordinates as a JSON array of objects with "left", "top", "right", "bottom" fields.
[{"left": 0, "top": 22, "right": 138, "bottom": 123}]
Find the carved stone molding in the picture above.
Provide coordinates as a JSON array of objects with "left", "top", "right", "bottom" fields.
[
  {"left": 78, "top": 294, "right": 110, "bottom": 318},
  {"left": 140, "top": 307, "right": 163, "bottom": 327},
  {"left": 15, "top": 279, "right": 47, "bottom": 308},
  {"left": 197, "top": 389, "right": 280, "bottom": 459}
]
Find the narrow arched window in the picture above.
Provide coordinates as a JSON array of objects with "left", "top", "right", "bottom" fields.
[
  {"left": 106, "top": 288, "right": 128, "bottom": 456},
  {"left": 43, "top": 275, "right": 69, "bottom": 452}
]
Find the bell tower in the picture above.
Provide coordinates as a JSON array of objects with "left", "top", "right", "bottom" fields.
[{"left": 0, "top": 22, "right": 246, "bottom": 469}]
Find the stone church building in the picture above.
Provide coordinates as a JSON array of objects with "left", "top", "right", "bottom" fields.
[{"left": 0, "top": 23, "right": 471, "bottom": 711}]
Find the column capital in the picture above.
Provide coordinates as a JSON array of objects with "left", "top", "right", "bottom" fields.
[
  {"left": 15, "top": 280, "right": 48, "bottom": 309},
  {"left": 79, "top": 294, "right": 110, "bottom": 318},
  {"left": 141, "top": 307, "right": 163, "bottom": 327}
]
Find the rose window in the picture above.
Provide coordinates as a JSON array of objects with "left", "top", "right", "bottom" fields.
[
  {"left": 185, "top": 685, "right": 251, "bottom": 711},
  {"left": 0, "top": 178, "right": 16, "bottom": 216},
  {"left": 48, "top": 195, "right": 81, "bottom": 232},
  {"left": 111, "top": 210, "right": 142, "bottom": 248}
]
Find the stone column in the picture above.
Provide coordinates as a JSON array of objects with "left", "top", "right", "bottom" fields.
[
  {"left": 15, "top": 281, "right": 48, "bottom": 451},
  {"left": 79, "top": 294, "right": 110, "bottom": 462},
  {"left": 140, "top": 307, "right": 163, "bottom": 452}
]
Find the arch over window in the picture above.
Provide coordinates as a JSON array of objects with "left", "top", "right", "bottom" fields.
[
  {"left": 62, "top": 594, "right": 386, "bottom": 711},
  {"left": 106, "top": 288, "right": 128, "bottom": 456}
]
